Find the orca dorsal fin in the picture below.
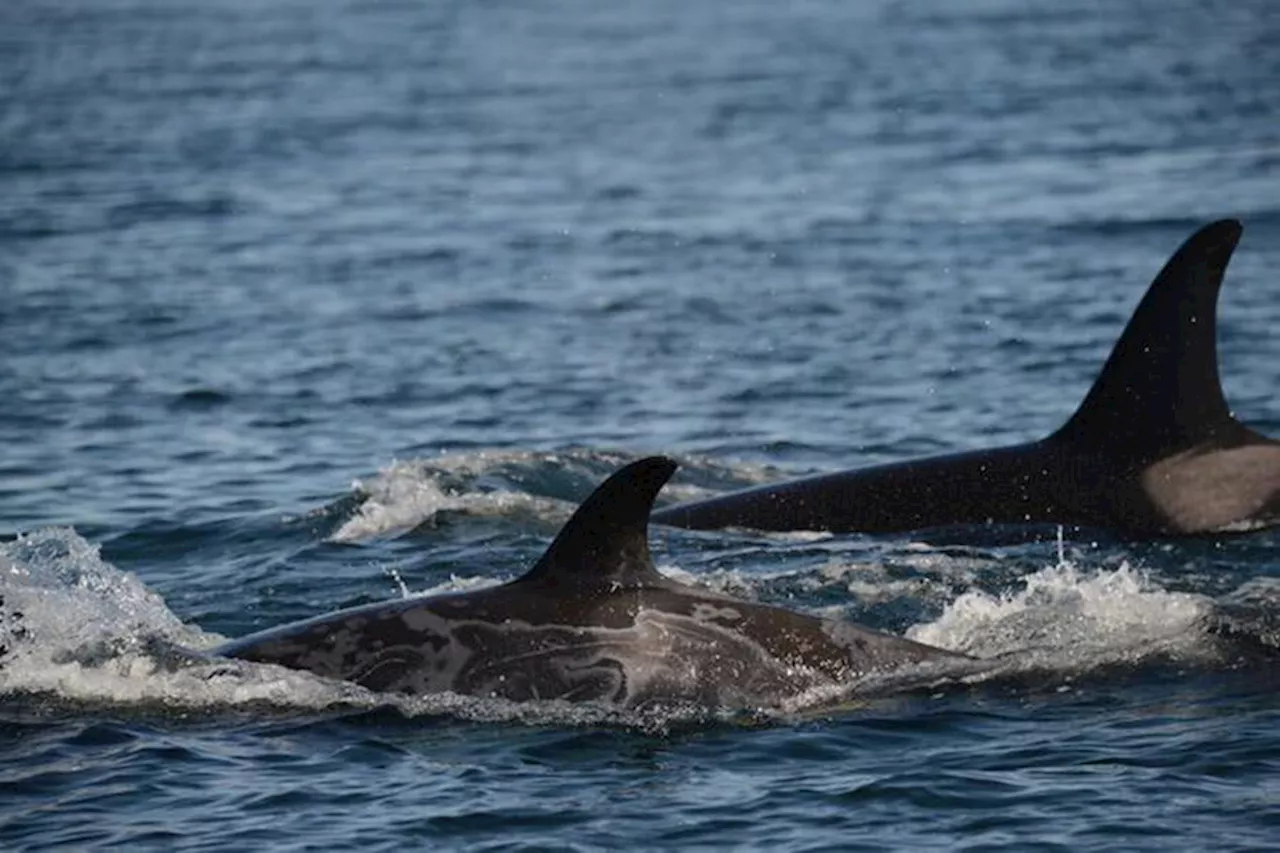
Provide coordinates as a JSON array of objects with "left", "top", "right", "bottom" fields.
[
  {"left": 516, "top": 456, "right": 677, "bottom": 589},
  {"left": 1051, "top": 219, "right": 1244, "bottom": 458}
]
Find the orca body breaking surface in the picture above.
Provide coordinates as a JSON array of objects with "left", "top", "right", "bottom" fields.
[
  {"left": 217, "top": 458, "right": 963, "bottom": 708},
  {"left": 651, "top": 220, "right": 1280, "bottom": 537}
]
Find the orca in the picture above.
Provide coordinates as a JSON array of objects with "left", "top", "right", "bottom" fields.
[
  {"left": 216, "top": 458, "right": 964, "bottom": 708},
  {"left": 651, "top": 219, "right": 1280, "bottom": 537}
]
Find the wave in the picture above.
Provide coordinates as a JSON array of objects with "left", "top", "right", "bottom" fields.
[{"left": 329, "top": 448, "right": 781, "bottom": 542}]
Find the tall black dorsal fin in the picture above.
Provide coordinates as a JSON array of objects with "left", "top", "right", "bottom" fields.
[
  {"left": 516, "top": 456, "right": 677, "bottom": 589},
  {"left": 1052, "top": 219, "right": 1244, "bottom": 457}
]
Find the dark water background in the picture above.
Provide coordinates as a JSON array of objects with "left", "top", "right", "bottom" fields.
[{"left": 3, "top": 0, "right": 1279, "bottom": 849}]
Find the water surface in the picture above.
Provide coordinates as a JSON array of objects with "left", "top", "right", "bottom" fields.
[{"left": 2, "top": 0, "right": 1279, "bottom": 849}]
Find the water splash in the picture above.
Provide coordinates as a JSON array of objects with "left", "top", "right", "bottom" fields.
[
  {"left": 906, "top": 554, "right": 1214, "bottom": 667},
  {"left": 330, "top": 448, "right": 775, "bottom": 542},
  {"left": 332, "top": 457, "right": 567, "bottom": 542},
  {"left": 1, "top": 527, "right": 203, "bottom": 655}
]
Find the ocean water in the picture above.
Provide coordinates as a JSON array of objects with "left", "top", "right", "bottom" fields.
[{"left": 2, "top": 0, "right": 1279, "bottom": 849}]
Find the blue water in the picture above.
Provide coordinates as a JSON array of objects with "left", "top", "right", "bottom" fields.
[{"left": 3, "top": 0, "right": 1279, "bottom": 848}]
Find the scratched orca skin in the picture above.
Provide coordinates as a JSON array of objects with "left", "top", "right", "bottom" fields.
[
  {"left": 651, "top": 219, "right": 1280, "bottom": 537},
  {"left": 217, "top": 458, "right": 963, "bottom": 707}
]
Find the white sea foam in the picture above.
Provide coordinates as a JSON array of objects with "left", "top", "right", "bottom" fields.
[
  {"left": 332, "top": 457, "right": 568, "bottom": 543},
  {"left": 655, "top": 563, "right": 792, "bottom": 599},
  {"left": 1, "top": 527, "right": 205, "bottom": 651},
  {"left": 906, "top": 555, "right": 1215, "bottom": 670},
  {"left": 410, "top": 572, "right": 506, "bottom": 598},
  {"left": 0, "top": 528, "right": 370, "bottom": 711},
  {"left": 330, "top": 448, "right": 780, "bottom": 543}
]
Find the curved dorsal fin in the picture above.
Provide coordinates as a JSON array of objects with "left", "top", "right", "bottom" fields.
[
  {"left": 1052, "top": 219, "right": 1244, "bottom": 458},
  {"left": 516, "top": 456, "right": 677, "bottom": 589}
]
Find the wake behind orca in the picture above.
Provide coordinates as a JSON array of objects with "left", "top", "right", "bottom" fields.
[
  {"left": 217, "top": 458, "right": 964, "bottom": 708},
  {"left": 652, "top": 220, "right": 1280, "bottom": 537}
]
